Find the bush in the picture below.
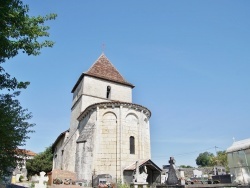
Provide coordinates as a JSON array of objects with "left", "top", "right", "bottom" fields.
[{"left": 19, "top": 175, "right": 24, "bottom": 182}]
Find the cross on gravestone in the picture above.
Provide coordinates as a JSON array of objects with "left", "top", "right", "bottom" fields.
[
  {"left": 35, "top": 171, "right": 48, "bottom": 188},
  {"left": 169, "top": 157, "right": 175, "bottom": 165},
  {"left": 166, "top": 157, "right": 178, "bottom": 185}
]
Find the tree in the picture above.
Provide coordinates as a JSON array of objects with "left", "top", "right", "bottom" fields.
[
  {"left": 0, "top": 0, "right": 57, "bottom": 89},
  {"left": 26, "top": 146, "right": 53, "bottom": 177},
  {"left": 0, "top": 92, "right": 35, "bottom": 178},
  {"left": 0, "top": 0, "right": 56, "bottom": 177},
  {"left": 179, "top": 165, "right": 193, "bottom": 168},
  {"left": 196, "top": 152, "right": 214, "bottom": 167},
  {"left": 0, "top": 0, "right": 57, "bottom": 63},
  {"left": 212, "top": 151, "right": 228, "bottom": 168}
]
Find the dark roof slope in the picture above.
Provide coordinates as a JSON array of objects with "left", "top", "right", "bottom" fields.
[
  {"left": 85, "top": 53, "right": 133, "bottom": 86},
  {"left": 124, "top": 159, "right": 162, "bottom": 172},
  {"left": 72, "top": 54, "right": 134, "bottom": 93}
]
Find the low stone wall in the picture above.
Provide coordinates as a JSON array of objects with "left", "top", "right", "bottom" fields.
[{"left": 48, "top": 170, "right": 77, "bottom": 186}]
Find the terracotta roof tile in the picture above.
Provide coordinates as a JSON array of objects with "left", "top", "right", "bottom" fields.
[
  {"left": 123, "top": 159, "right": 162, "bottom": 172},
  {"left": 16, "top": 149, "right": 37, "bottom": 156},
  {"left": 85, "top": 54, "right": 133, "bottom": 87}
]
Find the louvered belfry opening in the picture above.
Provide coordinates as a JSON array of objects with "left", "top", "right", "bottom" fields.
[{"left": 106, "top": 86, "right": 111, "bottom": 99}]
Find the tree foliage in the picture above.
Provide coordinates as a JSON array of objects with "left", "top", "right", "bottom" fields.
[
  {"left": 0, "top": 0, "right": 56, "bottom": 177},
  {"left": 0, "top": 0, "right": 57, "bottom": 63},
  {"left": 26, "top": 146, "right": 53, "bottom": 176},
  {"left": 0, "top": 92, "right": 35, "bottom": 177},
  {"left": 196, "top": 151, "right": 228, "bottom": 168},
  {"left": 179, "top": 165, "right": 193, "bottom": 168},
  {"left": 212, "top": 151, "right": 228, "bottom": 167},
  {"left": 196, "top": 152, "right": 214, "bottom": 167}
]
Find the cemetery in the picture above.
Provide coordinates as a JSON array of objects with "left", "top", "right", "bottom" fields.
[
  {"left": 2, "top": 1, "right": 250, "bottom": 188},
  {"left": 6, "top": 55, "right": 250, "bottom": 188}
]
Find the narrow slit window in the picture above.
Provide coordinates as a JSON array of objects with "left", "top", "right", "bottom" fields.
[
  {"left": 106, "top": 86, "right": 111, "bottom": 99},
  {"left": 130, "top": 136, "right": 135, "bottom": 154}
]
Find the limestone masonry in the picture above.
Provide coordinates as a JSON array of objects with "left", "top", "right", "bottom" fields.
[{"left": 52, "top": 54, "right": 160, "bottom": 184}]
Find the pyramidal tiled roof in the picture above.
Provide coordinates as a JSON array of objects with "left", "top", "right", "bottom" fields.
[
  {"left": 71, "top": 54, "right": 134, "bottom": 93},
  {"left": 85, "top": 53, "right": 134, "bottom": 87}
]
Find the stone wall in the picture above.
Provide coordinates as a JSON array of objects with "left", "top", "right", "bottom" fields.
[
  {"left": 48, "top": 169, "right": 77, "bottom": 186},
  {"left": 83, "top": 76, "right": 132, "bottom": 103},
  {"left": 94, "top": 104, "right": 150, "bottom": 181},
  {"left": 53, "top": 64, "right": 150, "bottom": 183},
  {"left": 75, "top": 111, "right": 96, "bottom": 180},
  {"left": 54, "top": 102, "right": 151, "bottom": 183}
]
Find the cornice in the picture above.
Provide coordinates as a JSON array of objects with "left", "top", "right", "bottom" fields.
[{"left": 77, "top": 101, "right": 151, "bottom": 121}]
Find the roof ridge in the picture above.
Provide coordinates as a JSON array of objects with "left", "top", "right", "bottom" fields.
[
  {"left": 85, "top": 53, "right": 105, "bottom": 73},
  {"left": 99, "top": 54, "right": 127, "bottom": 83}
]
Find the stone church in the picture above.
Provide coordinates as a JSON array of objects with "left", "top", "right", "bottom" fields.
[{"left": 52, "top": 54, "right": 161, "bottom": 185}]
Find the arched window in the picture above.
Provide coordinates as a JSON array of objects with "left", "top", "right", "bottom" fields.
[
  {"left": 130, "top": 136, "right": 135, "bottom": 154},
  {"left": 106, "top": 86, "right": 111, "bottom": 99}
]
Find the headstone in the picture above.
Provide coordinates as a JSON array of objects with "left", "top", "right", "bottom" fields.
[
  {"left": 193, "top": 169, "right": 202, "bottom": 178},
  {"left": 132, "top": 161, "right": 148, "bottom": 188},
  {"left": 31, "top": 174, "right": 39, "bottom": 182},
  {"left": 137, "top": 172, "right": 148, "bottom": 183},
  {"left": 35, "top": 171, "right": 48, "bottom": 188},
  {"left": 166, "top": 157, "right": 178, "bottom": 185},
  {"left": 21, "top": 168, "right": 28, "bottom": 181},
  {"left": 133, "top": 161, "right": 148, "bottom": 183},
  {"left": 179, "top": 170, "right": 185, "bottom": 185}
]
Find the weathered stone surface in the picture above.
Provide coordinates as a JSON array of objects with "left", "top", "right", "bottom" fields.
[
  {"left": 52, "top": 54, "right": 152, "bottom": 183},
  {"left": 166, "top": 157, "right": 178, "bottom": 185},
  {"left": 48, "top": 169, "right": 77, "bottom": 186}
]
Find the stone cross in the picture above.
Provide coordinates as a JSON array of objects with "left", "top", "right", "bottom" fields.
[
  {"left": 166, "top": 157, "right": 178, "bottom": 185},
  {"left": 133, "top": 161, "right": 139, "bottom": 182},
  {"left": 169, "top": 157, "right": 175, "bottom": 165},
  {"left": 35, "top": 171, "right": 48, "bottom": 188}
]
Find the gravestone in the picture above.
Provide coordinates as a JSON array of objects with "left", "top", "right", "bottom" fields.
[
  {"left": 31, "top": 174, "right": 39, "bottom": 182},
  {"left": 21, "top": 168, "right": 28, "bottom": 181},
  {"left": 179, "top": 170, "right": 185, "bottom": 186},
  {"left": 35, "top": 171, "right": 48, "bottom": 188},
  {"left": 166, "top": 157, "right": 178, "bottom": 185},
  {"left": 132, "top": 161, "right": 148, "bottom": 188}
]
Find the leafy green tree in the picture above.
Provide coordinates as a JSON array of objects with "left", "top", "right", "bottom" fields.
[
  {"left": 196, "top": 152, "right": 214, "bottom": 167},
  {"left": 179, "top": 165, "right": 193, "bottom": 168},
  {"left": 26, "top": 146, "right": 53, "bottom": 176},
  {"left": 211, "top": 150, "right": 228, "bottom": 169},
  {"left": 0, "top": 0, "right": 57, "bottom": 63},
  {"left": 0, "top": 0, "right": 56, "bottom": 177},
  {"left": 0, "top": 92, "right": 35, "bottom": 177},
  {"left": 215, "top": 151, "right": 227, "bottom": 166}
]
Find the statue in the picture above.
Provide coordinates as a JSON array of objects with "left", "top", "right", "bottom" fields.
[{"left": 133, "top": 161, "right": 148, "bottom": 183}]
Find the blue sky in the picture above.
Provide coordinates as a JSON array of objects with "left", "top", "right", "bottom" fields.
[{"left": 4, "top": 0, "right": 250, "bottom": 167}]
